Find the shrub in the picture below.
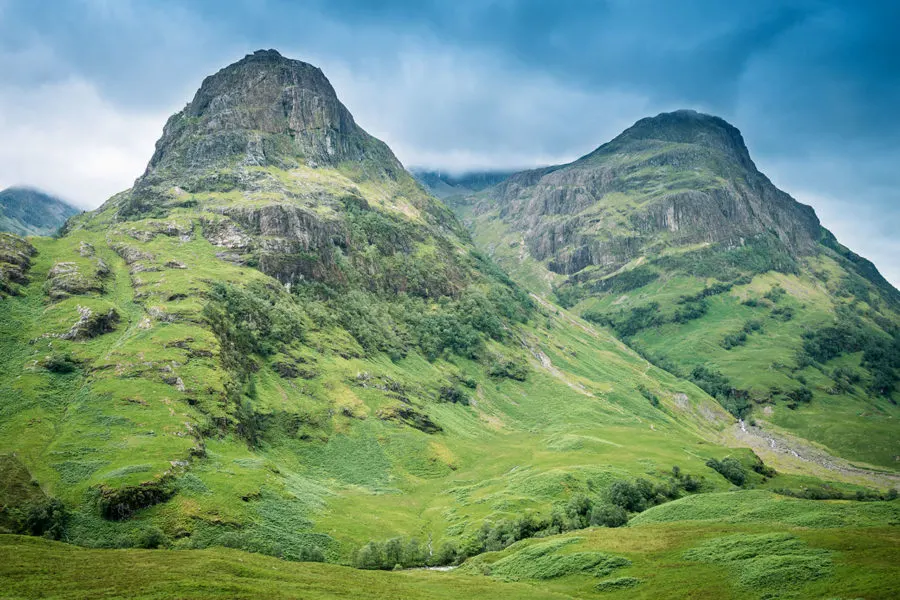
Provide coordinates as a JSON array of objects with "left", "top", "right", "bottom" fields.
[
  {"left": 606, "top": 480, "right": 645, "bottom": 512},
  {"left": 705, "top": 457, "right": 747, "bottom": 486},
  {"left": 43, "top": 353, "right": 79, "bottom": 374},
  {"left": 438, "top": 385, "right": 470, "bottom": 405},
  {"left": 589, "top": 503, "right": 628, "bottom": 528},
  {"left": 487, "top": 357, "right": 528, "bottom": 381},
  {"left": 637, "top": 385, "right": 660, "bottom": 407},
  {"left": 134, "top": 526, "right": 168, "bottom": 549}
]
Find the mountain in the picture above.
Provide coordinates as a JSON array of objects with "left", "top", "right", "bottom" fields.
[
  {"left": 1, "top": 56, "right": 897, "bottom": 599},
  {"left": 454, "top": 109, "right": 900, "bottom": 469},
  {"left": 410, "top": 169, "right": 515, "bottom": 199},
  {"left": 0, "top": 187, "right": 80, "bottom": 236}
]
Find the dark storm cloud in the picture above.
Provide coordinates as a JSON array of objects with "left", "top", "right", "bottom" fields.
[{"left": 0, "top": 0, "right": 896, "bottom": 283}]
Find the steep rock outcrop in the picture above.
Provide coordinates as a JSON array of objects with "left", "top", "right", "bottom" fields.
[{"left": 483, "top": 110, "right": 822, "bottom": 277}]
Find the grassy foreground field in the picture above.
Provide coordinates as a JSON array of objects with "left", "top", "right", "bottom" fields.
[{"left": 2, "top": 492, "right": 898, "bottom": 600}]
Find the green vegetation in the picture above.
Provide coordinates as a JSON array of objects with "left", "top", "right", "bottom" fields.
[{"left": 683, "top": 532, "right": 833, "bottom": 595}]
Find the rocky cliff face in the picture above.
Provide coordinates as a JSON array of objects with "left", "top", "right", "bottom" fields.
[
  {"left": 485, "top": 110, "right": 822, "bottom": 277},
  {"left": 145, "top": 49, "right": 403, "bottom": 179}
]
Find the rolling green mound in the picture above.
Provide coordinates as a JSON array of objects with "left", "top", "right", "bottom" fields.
[{"left": 452, "top": 109, "right": 900, "bottom": 469}]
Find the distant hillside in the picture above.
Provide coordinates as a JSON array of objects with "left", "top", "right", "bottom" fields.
[
  {"left": 454, "top": 109, "right": 900, "bottom": 469},
  {"left": 410, "top": 168, "right": 515, "bottom": 199},
  {"left": 0, "top": 187, "right": 80, "bottom": 236}
]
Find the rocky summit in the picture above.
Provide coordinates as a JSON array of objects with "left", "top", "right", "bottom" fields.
[{"left": 0, "top": 52, "right": 898, "bottom": 600}]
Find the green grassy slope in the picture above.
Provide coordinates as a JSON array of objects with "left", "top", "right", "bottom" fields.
[
  {"left": 4, "top": 490, "right": 898, "bottom": 600},
  {"left": 452, "top": 112, "right": 900, "bottom": 471}
]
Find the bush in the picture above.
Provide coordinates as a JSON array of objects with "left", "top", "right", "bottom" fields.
[
  {"left": 13, "top": 499, "right": 68, "bottom": 540},
  {"left": 43, "top": 353, "right": 79, "bottom": 374},
  {"left": 590, "top": 503, "right": 628, "bottom": 528},
  {"left": 438, "top": 385, "right": 470, "bottom": 405},
  {"left": 637, "top": 385, "right": 660, "bottom": 407},
  {"left": 487, "top": 357, "right": 528, "bottom": 381},
  {"left": 134, "top": 526, "right": 168, "bottom": 549},
  {"left": 705, "top": 457, "right": 747, "bottom": 486},
  {"left": 606, "top": 480, "right": 645, "bottom": 512}
]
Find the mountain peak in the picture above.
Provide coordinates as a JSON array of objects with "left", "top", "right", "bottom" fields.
[
  {"left": 598, "top": 109, "right": 755, "bottom": 171},
  {"left": 143, "top": 49, "right": 395, "bottom": 180}
]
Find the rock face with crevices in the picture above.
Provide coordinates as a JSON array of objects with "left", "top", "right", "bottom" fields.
[
  {"left": 479, "top": 110, "right": 823, "bottom": 279},
  {"left": 0, "top": 233, "right": 37, "bottom": 296}
]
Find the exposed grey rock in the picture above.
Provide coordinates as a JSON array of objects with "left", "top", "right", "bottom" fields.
[
  {"left": 0, "top": 233, "right": 37, "bottom": 296},
  {"left": 46, "top": 262, "right": 103, "bottom": 299},
  {"left": 59, "top": 305, "right": 120, "bottom": 340},
  {"left": 480, "top": 110, "right": 822, "bottom": 278},
  {"left": 112, "top": 244, "right": 155, "bottom": 265}
]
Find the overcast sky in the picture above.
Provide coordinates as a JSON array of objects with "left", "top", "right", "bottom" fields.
[{"left": 0, "top": 0, "right": 897, "bottom": 285}]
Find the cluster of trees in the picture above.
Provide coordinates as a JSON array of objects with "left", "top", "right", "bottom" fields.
[
  {"left": 295, "top": 283, "right": 532, "bottom": 364},
  {"left": 655, "top": 235, "right": 798, "bottom": 280},
  {"left": 706, "top": 455, "right": 775, "bottom": 487},
  {"left": 354, "top": 537, "right": 428, "bottom": 570},
  {"left": 689, "top": 365, "right": 750, "bottom": 418},
  {"left": 1, "top": 498, "right": 67, "bottom": 540},
  {"left": 585, "top": 279, "right": 748, "bottom": 339},
  {"left": 721, "top": 319, "right": 764, "bottom": 350},
  {"left": 774, "top": 486, "right": 898, "bottom": 502},
  {"left": 354, "top": 470, "right": 703, "bottom": 570},
  {"left": 798, "top": 307, "right": 899, "bottom": 398},
  {"left": 204, "top": 281, "right": 308, "bottom": 376}
]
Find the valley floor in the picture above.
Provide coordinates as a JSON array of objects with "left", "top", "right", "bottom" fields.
[{"left": 2, "top": 492, "right": 898, "bottom": 600}]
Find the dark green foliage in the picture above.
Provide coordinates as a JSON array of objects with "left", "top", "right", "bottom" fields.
[
  {"left": 677, "top": 282, "right": 733, "bottom": 304},
  {"left": 588, "top": 302, "right": 663, "bottom": 338},
  {"left": 487, "top": 357, "right": 528, "bottom": 381},
  {"left": 785, "top": 387, "right": 813, "bottom": 409},
  {"left": 654, "top": 235, "right": 798, "bottom": 280},
  {"left": 96, "top": 479, "right": 175, "bottom": 520},
  {"left": 721, "top": 319, "right": 764, "bottom": 350},
  {"left": 637, "top": 384, "right": 660, "bottom": 407},
  {"left": 43, "top": 352, "right": 79, "bottom": 374},
  {"left": 134, "top": 526, "right": 168, "bottom": 549},
  {"left": 769, "top": 485, "right": 889, "bottom": 501},
  {"left": 590, "top": 266, "right": 659, "bottom": 294},
  {"left": 4, "top": 499, "right": 68, "bottom": 540},
  {"left": 589, "top": 503, "right": 628, "bottom": 527},
  {"left": 705, "top": 457, "right": 747, "bottom": 486},
  {"left": 438, "top": 385, "right": 470, "bottom": 405},
  {"left": 771, "top": 305, "right": 794, "bottom": 321},
  {"left": 763, "top": 285, "right": 786, "bottom": 302},
  {"left": 689, "top": 365, "right": 750, "bottom": 417},
  {"left": 204, "top": 281, "right": 308, "bottom": 374},
  {"left": 721, "top": 330, "right": 747, "bottom": 350},
  {"left": 672, "top": 299, "right": 708, "bottom": 324},
  {"left": 606, "top": 480, "right": 647, "bottom": 512},
  {"left": 595, "top": 577, "right": 642, "bottom": 591},
  {"left": 354, "top": 537, "right": 427, "bottom": 570}
]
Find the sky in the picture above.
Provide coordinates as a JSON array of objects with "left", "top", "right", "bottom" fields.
[{"left": 0, "top": 0, "right": 897, "bottom": 286}]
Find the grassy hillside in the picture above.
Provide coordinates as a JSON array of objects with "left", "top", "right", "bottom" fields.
[
  {"left": 3, "top": 491, "right": 898, "bottom": 599},
  {"left": 452, "top": 111, "right": 900, "bottom": 470}
]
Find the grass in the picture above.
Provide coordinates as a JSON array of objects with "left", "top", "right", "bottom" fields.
[{"left": 4, "top": 505, "right": 898, "bottom": 600}]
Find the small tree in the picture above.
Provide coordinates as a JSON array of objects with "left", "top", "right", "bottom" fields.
[{"left": 589, "top": 503, "right": 628, "bottom": 528}]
